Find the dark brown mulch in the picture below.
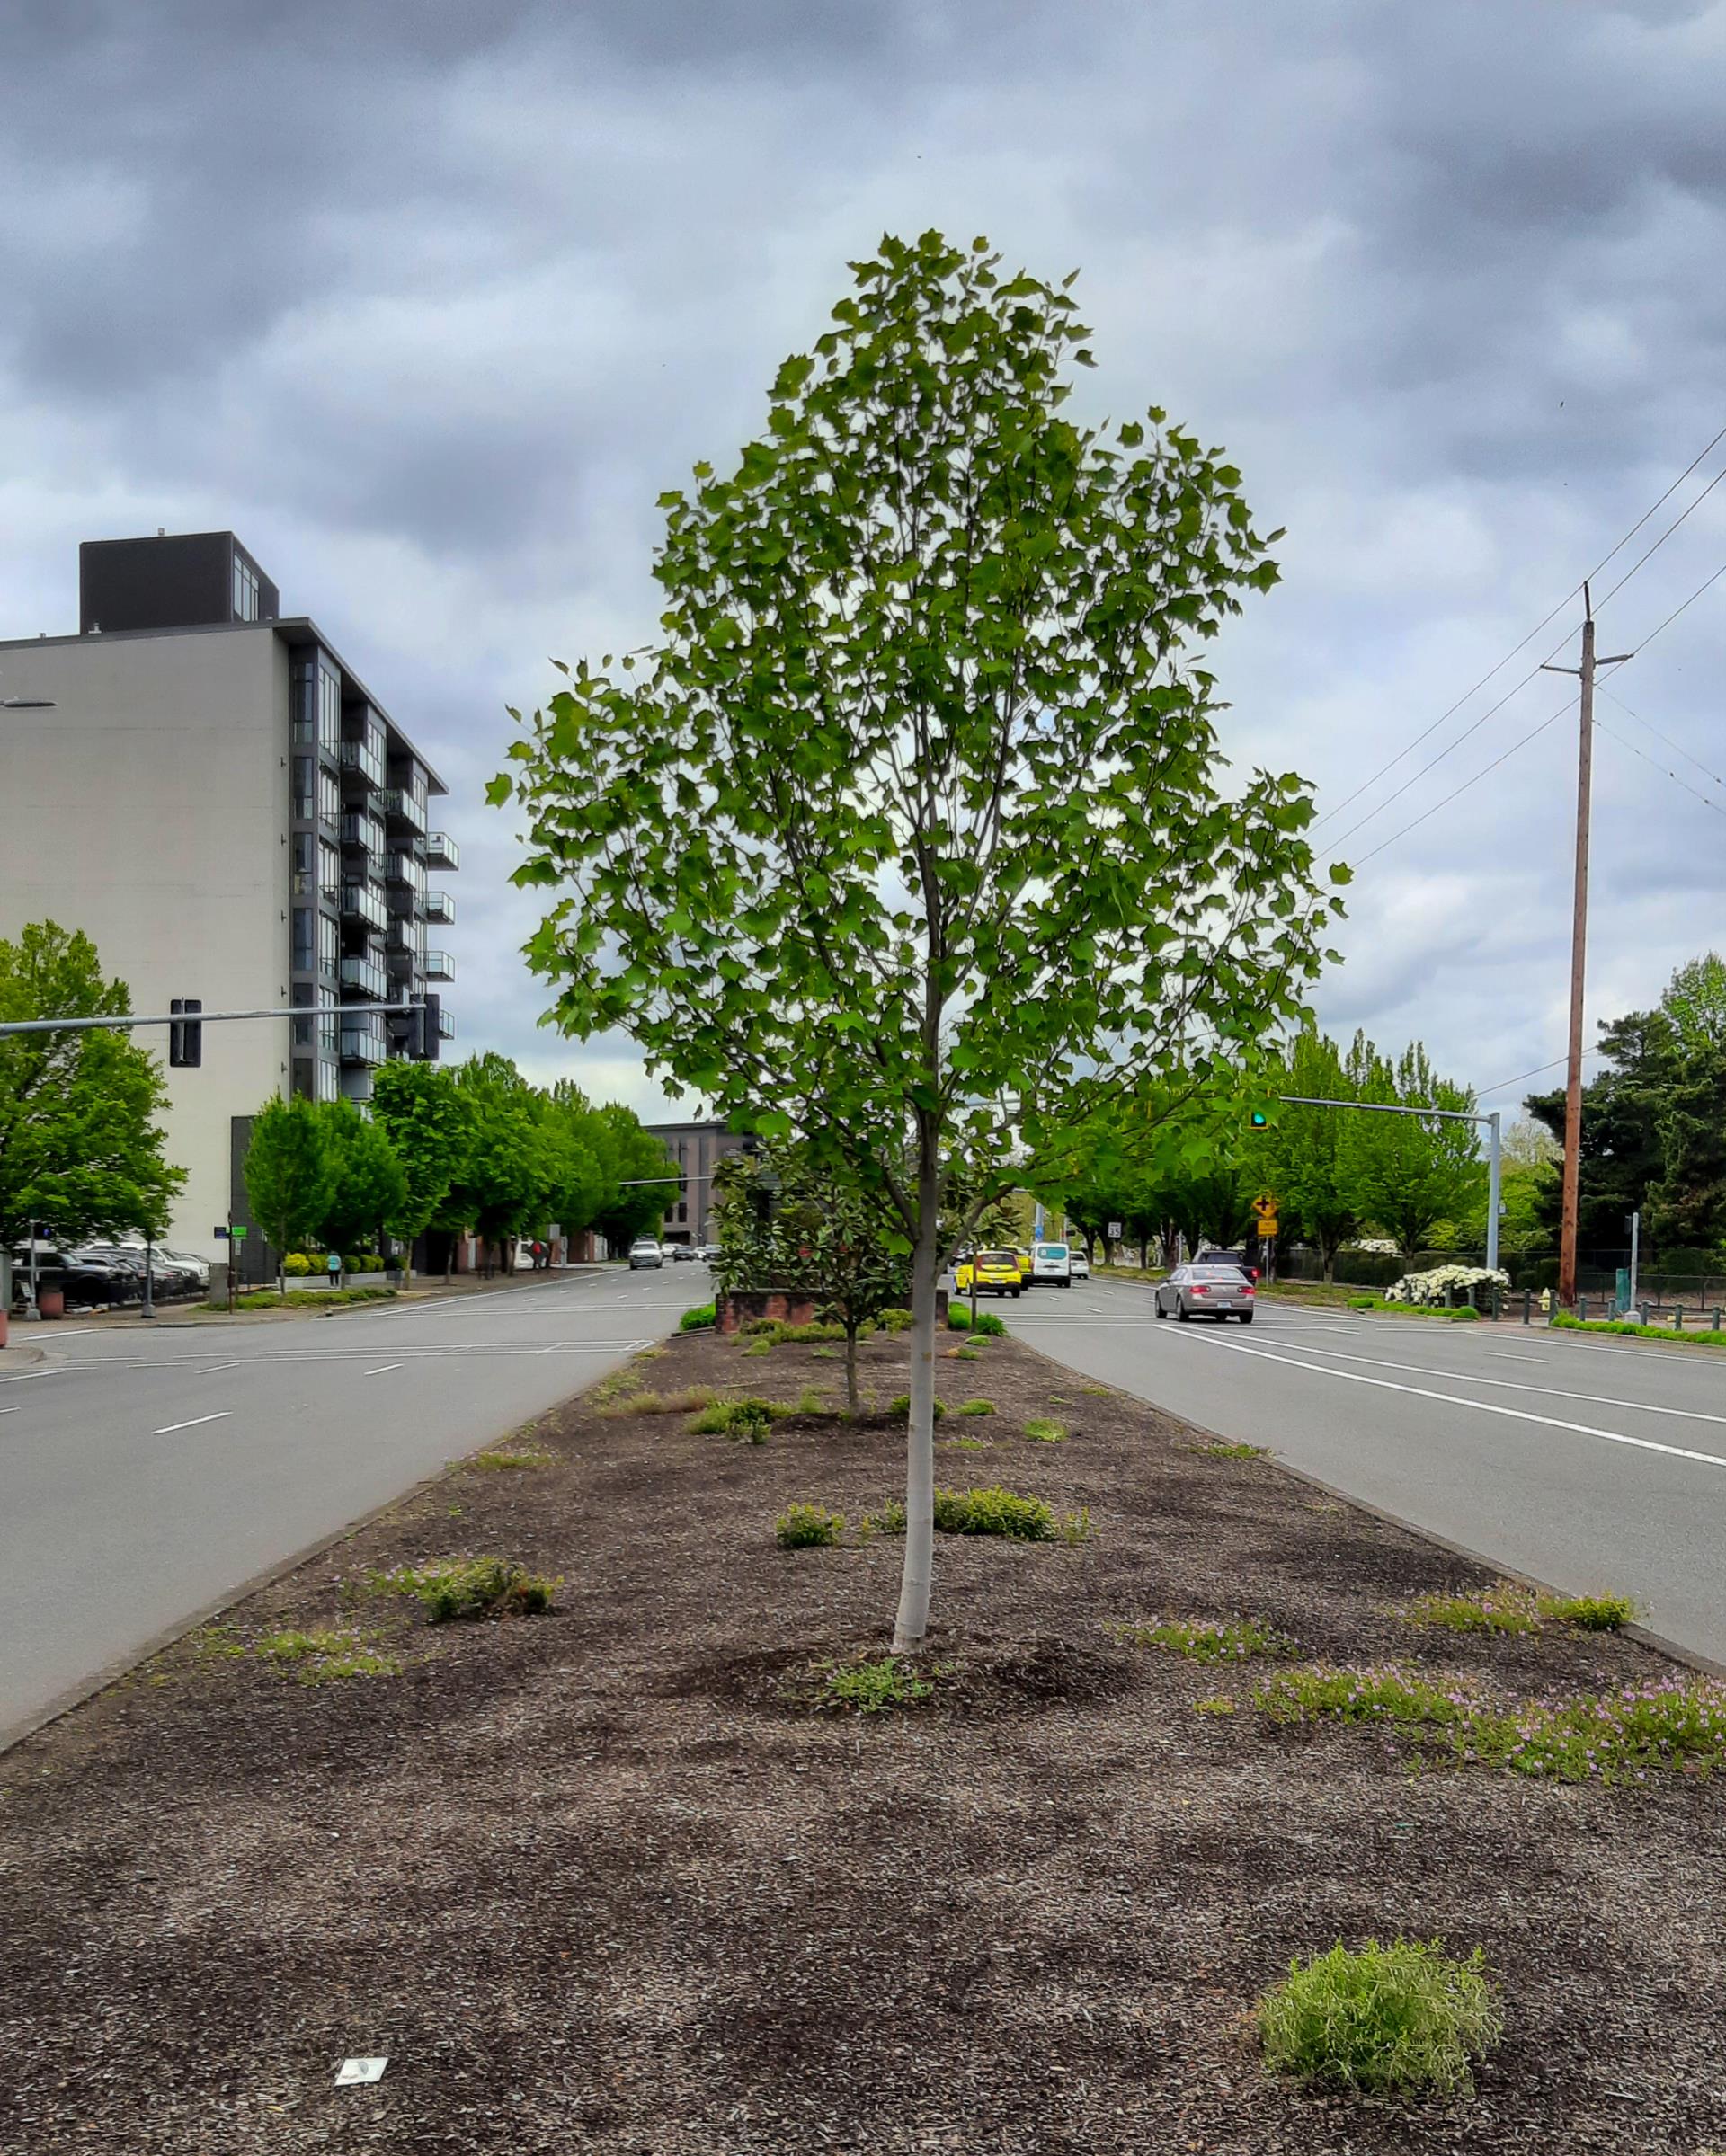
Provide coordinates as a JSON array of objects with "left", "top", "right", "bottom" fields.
[{"left": 2, "top": 1322, "right": 1723, "bottom": 2154}]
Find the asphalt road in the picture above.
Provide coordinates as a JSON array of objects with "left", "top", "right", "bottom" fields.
[
  {"left": 1005, "top": 1277, "right": 1726, "bottom": 1667},
  {"left": 0, "top": 1263, "right": 705, "bottom": 1743}
]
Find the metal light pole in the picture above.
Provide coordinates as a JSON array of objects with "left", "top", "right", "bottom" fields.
[{"left": 1628, "top": 1210, "right": 1641, "bottom": 1317}]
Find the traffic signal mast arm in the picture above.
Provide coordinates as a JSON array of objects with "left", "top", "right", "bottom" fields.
[
  {"left": 1259, "top": 1095, "right": 1503, "bottom": 1273},
  {"left": 0, "top": 999, "right": 424, "bottom": 1038}
]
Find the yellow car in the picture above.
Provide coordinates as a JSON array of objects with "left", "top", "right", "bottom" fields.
[
  {"left": 955, "top": 1248, "right": 1025, "bottom": 1299},
  {"left": 1010, "top": 1247, "right": 1034, "bottom": 1283}
]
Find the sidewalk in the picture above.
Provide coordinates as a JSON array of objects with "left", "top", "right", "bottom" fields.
[{"left": 14, "top": 1264, "right": 621, "bottom": 1334}]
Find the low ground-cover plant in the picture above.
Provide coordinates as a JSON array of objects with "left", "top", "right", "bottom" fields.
[
  {"left": 679, "top": 1302, "right": 716, "bottom": 1330},
  {"left": 776, "top": 1503, "right": 845, "bottom": 1549},
  {"left": 876, "top": 1308, "right": 914, "bottom": 1332},
  {"left": 945, "top": 1433, "right": 989, "bottom": 1451},
  {"left": 888, "top": 1394, "right": 946, "bottom": 1420},
  {"left": 1179, "top": 1439, "right": 1270, "bottom": 1460},
  {"left": 688, "top": 1395, "right": 782, "bottom": 1442},
  {"left": 1117, "top": 1616, "right": 1294, "bottom": 1663},
  {"left": 957, "top": 1398, "right": 996, "bottom": 1416},
  {"left": 1258, "top": 1664, "right": 1476, "bottom": 1730},
  {"left": 1023, "top": 1416, "right": 1067, "bottom": 1443},
  {"left": 933, "top": 1486, "right": 1054, "bottom": 1539},
  {"left": 1403, "top": 1581, "right": 1638, "bottom": 1636},
  {"left": 816, "top": 1654, "right": 932, "bottom": 1715},
  {"left": 862, "top": 1498, "right": 907, "bottom": 1536},
  {"left": 1553, "top": 1312, "right": 1726, "bottom": 1349},
  {"left": 601, "top": 1386, "right": 714, "bottom": 1419},
  {"left": 1257, "top": 1939, "right": 1503, "bottom": 2096},
  {"left": 254, "top": 1627, "right": 401, "bottom": 1683},
  {"left": 372, "top": 1557, "right": 558, "bottom": 1622},
  {"left": 947, "top": 1306, "right": 1005, "bottom": 1336},
  {"left": 205, "top": 1286, "right": 397, "bottom": 1313},
  {"left": 469, "top": 1446, "right": 556, "bottom": 1472}
]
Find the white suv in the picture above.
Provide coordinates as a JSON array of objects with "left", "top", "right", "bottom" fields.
[
  {"left": 628, "top": 1238, "right": 663, "bottom": 1270},
  {"left": 1031, "top": 1241, "right": 1072, "bottom": 1288}
]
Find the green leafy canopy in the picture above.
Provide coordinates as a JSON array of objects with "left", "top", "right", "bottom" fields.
[{"left": 495, "top": 229, "right": 1344, "bottom": 1232}]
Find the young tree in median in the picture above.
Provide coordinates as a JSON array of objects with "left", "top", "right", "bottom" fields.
[
  {"left": 243, "top": 1096, "right": 332, "bottom": 1284},
  {"left": 0, "top": 923, "right": 185, "bottom": 1271},
  {"left": 316, "top": 1098, "right": 409, "bottom": 1259},
  {"left": 495, "top": 231, "right": 1342, "bottom": 1648}
]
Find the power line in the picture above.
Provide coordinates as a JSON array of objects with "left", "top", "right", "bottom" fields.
[
  {"left": 1348, "top": 694, "right": 1573, "bottom": 867},
  {"left": 1592, "top": 461, "right": 1726, "bottom": 614},
  {"left": 1624, "top": 555, "right": 1726, "bottom": 661},
  {"left": 1474, "top": 1047, "right": 1605, "bottom": 1101},
  {"left": 1594, "top": 715, "right": 1726, "bottom": 822},
  {"left": 1312, "top": 417, "right": 1726, "bottom": 835},
  {"left": 1597, "top": 682, "right": 1726, "bottom": 797}
]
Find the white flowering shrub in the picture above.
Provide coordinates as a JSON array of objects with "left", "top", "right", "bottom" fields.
[{"left": 1385, "top": 1264, "right": 1509, "bottom": 1307}]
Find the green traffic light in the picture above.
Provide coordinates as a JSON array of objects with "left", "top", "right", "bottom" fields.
[{"left": 1250, "top": 1109, "right": 1268, "bottom": 1129}]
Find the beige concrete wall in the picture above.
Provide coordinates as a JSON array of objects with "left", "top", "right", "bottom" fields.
[{"left": 0, "top": 627, "right": 288, "bottom": 1259}]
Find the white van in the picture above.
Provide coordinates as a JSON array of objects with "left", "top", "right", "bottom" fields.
[{"left": 1031, "top": 1241, "right": 1072, "bottom": 1288}]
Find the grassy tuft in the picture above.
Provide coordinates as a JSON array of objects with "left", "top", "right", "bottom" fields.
[
  {"left": 1117, "top": 1615, "right": 1294, "bottom": 1663},
  {"left": 1023, "top": 1416, "right": 1067, "bottom": 1443},
  {"left": 370, "top": 1556, "right": 558, "bottom": 1623},
  {"left": 470, "top": 1446, "right": 556, "bottom": 1472},
  {"left": 1403, "top": 1580, "right": 1638, "bottom": 1636},
  {"left": 1193, "top": 1696, "right": 1237, "bottom": 1716},
  {"left": 946, "top": 1306, "right": 1006, "bottom": 1336},
  {"left": 861, "top": 1498, "right": 907, "bottom": 1536},
  {"left": 933, "top": 1486, "right": 1054, "bottom": 1539},
  {"left": 254, "top": 1627, "right": 401, "bottom": 1683},
  {"left": 1257, "top": 1939, "right": 1503, "bottom": 2095},
  {"left": 957, "top": 1398, "right": 996, "bottom": 1416},
  {"left": 775, "top": 1503, "right": 845, "bottom": 1549},
  {"left": 887, "top": 1394, "right": 946, "bottom": 1419},
  {"left": 1179, "top": 1439, "right": 1270, "bottom": 1460},
  {"left": 817, "top": 1654, "right": 932, "bottom": 1715}
]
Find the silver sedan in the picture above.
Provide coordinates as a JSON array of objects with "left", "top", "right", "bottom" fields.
[{"left": 1154, "top": 1263, "right": 1257, "bottom": 1323}]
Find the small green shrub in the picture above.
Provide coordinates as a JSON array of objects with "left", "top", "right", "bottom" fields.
[
  {"left": 1023, "top": 1416, "right": 1067, "bottom": 1443},
  {"left": 282, "top": 1252, "right": 312, "bottom": 1277},
  {"left": 688, "top": 1395, "right": 780, "bottom": 1442},
  {"left": 818, "top": 1654, "right": 932, "bottom": 1714},
  {"left": 1552, "top": 1311, "right": 1726, "bottom": 1348},
  {"left": 957, "top": 1398, "right": 996, "bottom": 1416},
  {"left": 743, "top": 1338, "right": 772, "bottom": 1356},
  {"left": 1055, "top": 1506, "right": 1093, "bottom": 1546},
  {"left": 792, "top": 1387, "right": 827, "bottom": 1415},
  {"left": 955, "top": 1346, "right": 983, "bottom": 1361},
  {"left": 741, "top": 1316, "right": 778, "bottom": 1335},
  {"left": 1257, "top": 1939, "right": 1503, "bottom": 2095},
  {"left": 933, "top": 1486, "right": 1054, "bottom": 1540},
  {"left": 876, "top": 1308, "right": 914, "bottom": 1332},
  {"left": 862, "top": 1498, "right": 907, "bottom": 1536},
  {"left": 374, "top": 1557, "right": 558, "bottom": 1622},
  {"left": 777, "top": 1320, "right": 847, "bottom": 1343},
  {"left": 1347, "top": 1293, "right": 1378, "bottom": 1309},
  {"left": 887, "top": 1394, "right": 945, "bottom": 1420},
  {"left": 776, "top": 1503, "right": 845, "bottom": 1549},
  {"left": 811, "top": 1345, "right": 837, "bottom": 1358},
  {"left": 1544, "top": 1591, "right": 1638, "bottom": 1630},
  {"left": 679, "top": 1302, "right": 716, "bottom": 1331},
  {"left": 947, "top": 1305, "right": 1005, "bottom": 1335},
  {"left": 1451, "top": 1305, "right": 1480, "bottom": 1322},
  {"left": 470, "top": 1447, "right": 555, "bottom": 1472},
  {"left": 1117, "top": 1616, "right": 1294, "bottom": 1663}
]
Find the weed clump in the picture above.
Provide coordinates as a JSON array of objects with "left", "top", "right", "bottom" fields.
[
  {"left": 1023, "top": 1416, "right": 1067, "bottom": 1443},
  {"left": 862, "top": 1498, "right": 907, "bottom": 1536},
  {"left": 817, "top": 1654, "right": 932, "bottom": 1715},
  {"left": 470, "top": 1446, "right": 555, "bottom": 1472},
  {"left": 947, "top": 1306, "right": 1005, "bottom": 1336},
  {"left": 1403, "top": 1581, "right": 1638, "bottom": 1635},
  {"left": 775, "top": 1503, "right": 845, "bottom": 1549},
  {"left": 888, "top": 1394, "right": 946, "bottom": 1420},
  {"left": 957, "top": 1398, "right": 996, "bottom": 1416},
  {"left": 933, "top": 1486, "right": 1054, "bottom": 1540},
  {"left": 372, "top": 1557, "right": 558, "bottom": 1622},
  {"left": 254, "top": 1628, "right": 401, "bottom": 1682},
  {"left": 1180, "top": 1439, "right": 1270, "bottom": 1460},
  {"left": 1257, "top": 1939, "right": 1502, "bottom": 2096},
  {"left": 1117, "top": 1616, "right": 1293, "bottom": 1663},
  {"left": 688, "top": 1396, "right": 781, "bottom": 1442}
]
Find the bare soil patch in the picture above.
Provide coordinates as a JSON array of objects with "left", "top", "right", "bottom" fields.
[{"left": 2, "top": 1320, "right": 1722, "bottom": 2152}]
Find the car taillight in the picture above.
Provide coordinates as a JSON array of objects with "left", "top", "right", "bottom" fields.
[
  {"left": 1191, "top": 1284, "right": 1209, "bottom": 1295},
  {"left": 1242, "top": 1285, "right": 1254, "bottom": 1296}
]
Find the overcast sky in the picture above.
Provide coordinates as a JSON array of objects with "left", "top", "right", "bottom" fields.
[{"left": 4, "top": 0, "right": 1723, "bottom": 1122}]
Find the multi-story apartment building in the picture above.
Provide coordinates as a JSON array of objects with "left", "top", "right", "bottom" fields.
[
  {"left": 643, "top": 1119, "right": 750, "bottom": 1245},
  {"left": 0, "top": 530, "right": 458, "bottom": 1266}
]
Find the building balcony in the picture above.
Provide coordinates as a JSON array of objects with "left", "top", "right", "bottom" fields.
[
  {"left": 438, "top": 1005, "right": 457, "bottom": 1042},
  {"left": 425, "top": 830, "right": 458, "bottom": 871},
  {"left": 340, "top": 740, "right": 385, "bottom": 790},
  {"left": 339, "top": 955, "right": 390, "bottom": 1000},
  {"left": 386, "top": 851, "right": 426, "bottom": 895},
  {"left": 340, "top": 1026, "right": 387, "bottom": 1067},
  {"left": 341, "top": 881, "right": 388, "bottom": 933},
  {"left": 424, "top": 949, "right": 456, "bottom": 982},
  {"left": 380, "top": 787, "right": 428, "bottom": 834},
  {"left": 424, "top": 889, "right": 455, "bottom": 927},
  {"left": 340, "top": 810, "right": 386, "bottom": 857}
]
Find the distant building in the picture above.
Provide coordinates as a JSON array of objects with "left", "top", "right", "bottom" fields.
[
  {"left": 0, "top": 531, "right": 457, "bottom": 1267},
  {"left": 642, "top": 1119, "right": 749, "bottom": 1244}
]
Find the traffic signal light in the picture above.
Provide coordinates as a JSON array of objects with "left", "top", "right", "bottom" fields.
[
  {"left": 168, "top": 997, "right": 202, "bottom": 1069},
  {"left": 1249, "top": 1108, "right": 1269, "bottom": 1131}
]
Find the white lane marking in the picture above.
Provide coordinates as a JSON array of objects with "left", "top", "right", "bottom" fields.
[
  {"left": 1250, "top": 1333, "right": 1726, "bottom": 1428},
  {"left": 0, "top": 1367, "right": 59, "bottom": 1385},
  {"left": 1481, "top": 1349, "right": 1557, "bottom": 1363},
  {"left": 195, "top": 1361, "right": 240, "bottom": 1373},
  {"left": 365, "top": 1363, "right": 404, "bottom": 1376},
  {"left": 0, "top": 1406, "right": 20, "bottom": 1415},
  {"left": 1547, "top": 1335, "right": 1726, "bottom": 1366},
  {"left": 1179, "top": 1331, "right": 1726, "bottom": 1470},
  {"left": 151, "top": 1411, "right": 232, "bottom": 1436}
]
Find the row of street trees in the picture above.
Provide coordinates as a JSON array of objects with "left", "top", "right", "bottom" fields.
[
  {"left": 494, "top": 231, "right": 1346, "bottom": 1650},
  {"left": 243, "top": 1052, "right": 675, "bottom": 1277}
]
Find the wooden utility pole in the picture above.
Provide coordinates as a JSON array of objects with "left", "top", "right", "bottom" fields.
[{"left": 1543, "top": 586, "right": 1632, "bottom": 1309}]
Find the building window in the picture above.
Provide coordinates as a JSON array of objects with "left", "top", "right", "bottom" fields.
[
  {"left": 291, "top": 832, "right": 314, "bottom": 898},
  {"left": 291, "top": 907, "right": 315, "bottom": 973},
  {"left": 318, "top": 767, "right": 341, "bottom": 827},
  {"left": 292, "top": 1058, "right": 316, "bottom": 1099},
  {"left": 318, "top": 837, "right": 341, "bottom": 903},
  {"left": 316, "top": 1056, "right": 338, "bottom": 1102},
  {"left": 318, "top": 911, "right": 339, "bottom": 980},
  {"left": 292, "top": 756, "right": 315, "bottom": 821},
  {"left": 234, "top": 555, "right": 260, "bottom": 623},
  {"left": 319, "top": 663, "right": 342, "bottom": 755}
]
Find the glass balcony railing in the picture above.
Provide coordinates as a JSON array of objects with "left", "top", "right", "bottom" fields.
[
  {"left": 340, "top": 811, "right": 386, "bottom": 856},
  {"left": 437, "top": 1006, "right": 457, "bottom": 1042},
  {"left": 340, "top": 740, "right": 385, "bottom": 789},
  {"left": 424, "top": 890, "right": 455, "bottom": 926},
  {"left": 340, "top": 1027, "right": 387, "bottom": 1066},
  {"left": 342, "top": 882, "right": 388, "bottom": 933},
  {"left": 380, "top": 787, "right": 428, "bottom": 833},
  {"left": 386, "top": 852, "right": 426, "bottom": 896},
  {"left": 339, "top": 956, "right": 389, "bottom": 1000},
  {"left": 425, "top": 831, "right": 458, "bottom": 870},
  {"left": 424, "top": 949, "right": 456, "bottom": 982}
]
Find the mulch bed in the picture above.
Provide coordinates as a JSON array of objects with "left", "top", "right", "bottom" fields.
[{"left": 3, "top": 1320, "right": 1723, "bottom": 2153}]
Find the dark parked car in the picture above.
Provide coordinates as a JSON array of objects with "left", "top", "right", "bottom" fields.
[{"left": 1154, "top": 1263, "right": 1257, "bottom": 1323}]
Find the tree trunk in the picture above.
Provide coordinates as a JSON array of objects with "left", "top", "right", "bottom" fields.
[
  {"left": 892, "top": 1137, "right": 942, "bottom": 1654},
  {"left": 844, "top": 1321, "right": 860, "bottom": 1417}
]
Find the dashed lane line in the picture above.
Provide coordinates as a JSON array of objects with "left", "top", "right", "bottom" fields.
[{"left": 151, "top": 1412, "right": 232, "bottom": 1436}]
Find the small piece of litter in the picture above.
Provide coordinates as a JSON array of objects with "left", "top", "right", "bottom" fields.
[{"left": 336, "top": 2056, "right": 388, "bottom": 2086}]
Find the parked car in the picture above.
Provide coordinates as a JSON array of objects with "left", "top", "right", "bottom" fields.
[
  {"left": 1154, "top": 1262, "right": 1256, "bottom": 1323},
  {"left": 1031, "top": 1241, "right": 1072, "bottom": 1287},
  {"left": 955, "top": 1248, "right": 1023, "bottom": 1299},
  {"left": 1069, "top": 1248, "right": 1090, "bottom": 1281},
  {"left": 628, "top": 1238, "right": 663, "bottom": 1270},
  {"left": 671, "top": 1243, "right": 698, "bottom": 1262}
]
